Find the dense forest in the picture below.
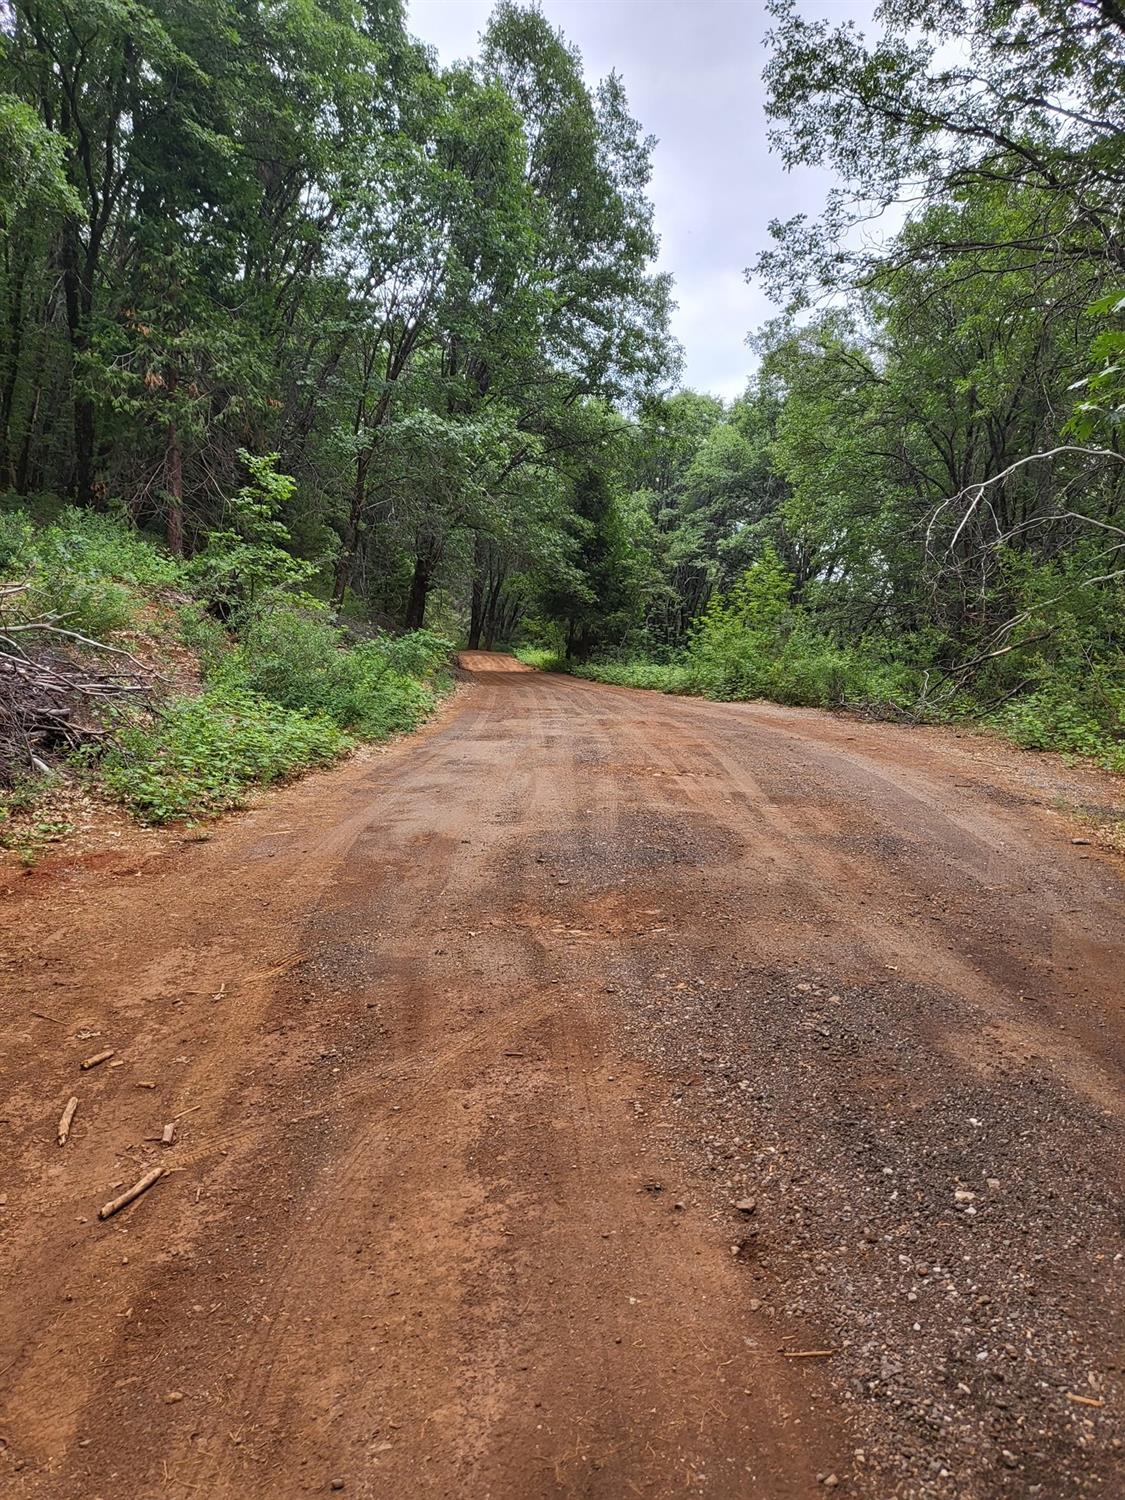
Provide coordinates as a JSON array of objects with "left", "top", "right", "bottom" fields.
[{"left": 0, "top": 0, "right": 1122, "bottom": 832}]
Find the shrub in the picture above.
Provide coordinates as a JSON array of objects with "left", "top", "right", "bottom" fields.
[
  {"left": 187, "top": 452, "right": 316, "bottom": 618},
  {"left": 176, "top": 602, "right": 230, "bottom": 674},
  {"left": 514, "top": 646, "right": 565, "bottom": 671},
  {"left": 99, "top": 687, "right": 350, "bottom": 823},
  {"left": 987, "top": 671, "right": 1125, "bottom": 771},
  {"left": 571, "top": 659, "right": 691, "bottom": 694},
  {"left": 232, "top": 608, "right": 451, "bottom": 738},
  {"left": 375, "top": 627, "right": 455, "bottom": 682}
]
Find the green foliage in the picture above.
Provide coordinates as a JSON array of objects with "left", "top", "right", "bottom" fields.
[
  {"left": 0, "top": 500, "right": 454, "bottom": 826},
  {"left": 552, "top": 545, "right": 923, "bottom": 712},
  {"left": 187, "top": 453, "right": 316, "bottom": 618},
  {"left": 571, "top": 659, "right": 691, "bottom": 695},
  {"left": 968, "top": 550, "right": 1125, "bottom": 769},
  {"left": 230, "top": 610, "right": 452, "bottom": 739},
  {"left": 513, "top": 646, "right": 565, "bottom": 672},
  {"left": 1, "top": 506, "right": 187, "bottom": 638},
  {"left": 99, "top": 688, "right": 350, "bottom": 825},
  {"left": 1067, "top": 290, "right": 1125, "bottom": 442},
  {"left": 0, "top": 91, "right": 80, "bottom": 222},
  {"left": 175, "top": 602, "right": 229, "bottom": 674},
  {"left": 988, "top": 683, "right": 1124, "bottom": 771}
]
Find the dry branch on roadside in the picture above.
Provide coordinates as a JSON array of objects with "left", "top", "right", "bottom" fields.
[
  {"left": 57, "top": 1096, "right": 78, "bottom": 1145},
  {"left": 0, "top": 584, "right": 152, "bottom": 779},
  {"left": 98, "top": 1167, "right": 164, "bottom": 1220}
]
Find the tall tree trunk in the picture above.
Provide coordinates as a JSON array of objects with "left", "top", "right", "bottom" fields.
[
  {"left": 404, "top": 553, "right": 431, "bottom": 631},
  {"left": 482, "top": 575, "right": 504, "bottom": 650},
  {"left": 164, "top": 415, "right": 184, "bottom": 556},
  {"left": 0, "top": 244, "right": 27, "bottom": 485},
  {"left": 333, "top": 445, "right": 372, "bottom": 608},
  {"left": 467, "top": 533, "right": 487, "bottom": 649},
  {"left": 60, "top": 218, "right": 96, "bottom": 505}
]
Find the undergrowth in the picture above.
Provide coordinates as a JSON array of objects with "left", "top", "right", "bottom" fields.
[
  {"left": 1, "top": 475, "right": 455, "bottom": 829},
  {"left": 518, "top": 546, "right": 1124, "bottom": 773},
  {"left": 97, "top": 687, "right": 350, "bottom": 823}
]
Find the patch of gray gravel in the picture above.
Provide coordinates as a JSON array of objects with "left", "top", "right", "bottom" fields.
[{"left": 611, "top": 953, "right": 1125, "bottom": 1499}]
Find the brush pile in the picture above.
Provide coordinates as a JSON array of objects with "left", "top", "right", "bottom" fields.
[{"left": 0, "top": 583, "right": 149, "bottom": 779}]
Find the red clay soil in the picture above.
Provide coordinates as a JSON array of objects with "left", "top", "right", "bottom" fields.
[{"left": 1, "top": 654, "right": 1123, "bottom": 1499}]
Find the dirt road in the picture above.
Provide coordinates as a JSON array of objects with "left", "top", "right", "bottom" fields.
[{"left": 2, "top": 654, "right": 1123, "bottom": 1499}]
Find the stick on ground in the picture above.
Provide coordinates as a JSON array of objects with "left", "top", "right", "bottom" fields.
[
  {"left": 80, "top": 1049, "right": 115, "bottom": 1070},
  {"left": 98, "top": 1167, "right": 164, "bottom": 1220},
  {"left": 57, "top": 1095, "right": 78, "bottom": 1145}
]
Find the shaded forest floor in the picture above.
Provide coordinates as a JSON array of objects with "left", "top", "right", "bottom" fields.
[{"left": 1, "top": 655, "right": 1122, "bottom": 1499}]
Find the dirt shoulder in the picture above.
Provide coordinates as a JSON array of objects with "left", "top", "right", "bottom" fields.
[{"left": 1, "top": 657, "right": 1122, "bottom": 1498}]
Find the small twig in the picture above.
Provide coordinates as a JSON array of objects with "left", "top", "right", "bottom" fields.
[
  {"left": 80, "top": 1049, "right": 115, "bottom": 1070},
  {"left": 780, "top": 1348, "right": 837, "bottom": 1359},
  {"left": 98, "top": 1167, "right": 164, "bottom": 1220},
  {"left": 57, "top": 1096, "right": 79, "bottom": 1146},
  {"left": 161, "top": 1122, "right": 176, "bottom": 1147}
]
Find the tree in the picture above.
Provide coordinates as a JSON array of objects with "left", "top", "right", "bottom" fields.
[{"left": 757, "top": 0, "right": 1125, "bottom": 307}]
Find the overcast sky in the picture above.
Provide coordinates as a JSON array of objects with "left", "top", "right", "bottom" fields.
[{"left": 407, "top": 0, "right": 878, "bottom": 402}]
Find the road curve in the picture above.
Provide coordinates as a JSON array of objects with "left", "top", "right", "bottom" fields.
[{"left": 1, "top": 654, "right": 1122, "bottom": 1498}]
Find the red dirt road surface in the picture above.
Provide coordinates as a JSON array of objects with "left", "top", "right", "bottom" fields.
[{"left": 2, "top": 653, "right": 1123, "bottom": 1499}]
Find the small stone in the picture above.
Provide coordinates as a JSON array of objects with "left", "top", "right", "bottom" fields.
[
  {"left": 734, "top": 1198, "right": 757, "bottom": 1215},
  {"left": 1071, "top": 837, "right": 1091, "bottom": 845},
  {"left": 749, "top": 1298, "right": 763, "bottom": 1311},
  {"left": 330, "top": 1481, "right": 346, "bottom": 1492},
  {"left": 823, "top": 1477, "right": 839, "bottom": 1490},
  {"left": 164, "top": 1391, "right": 184, "bottom": 1404}
]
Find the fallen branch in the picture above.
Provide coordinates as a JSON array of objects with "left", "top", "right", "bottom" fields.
[
  {"left": 80, "top": 1048, "right": 115, "bottom": 1070},
  {"left": 161, "top": 1122, "right": 176, "bottom": 1147},
  {"left": 0, "top": 619, "right": 154, "bottom": 676},
  {"left": 925, "top": 445, "right": 1125, "bottom": 559},
  {"left": 98, "top": 1167, "right": 164, "bottom": 1220},
  {"left": 57, "top": 1095, "right": 78, "bottom": 1145},
  {"left": 0, "top": 591, "right": 155, "bottom": 778}
]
